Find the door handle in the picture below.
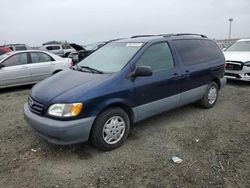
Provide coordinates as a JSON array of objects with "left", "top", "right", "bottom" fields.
[
  {"left": 21, "top": 66, "right": 28, "bottom": 69},
  {"left": 172, "top": 73, "right": 179, "bottom": 80},
  {"left": 173, "top": 73, "right": 179, "bottom": 77}
]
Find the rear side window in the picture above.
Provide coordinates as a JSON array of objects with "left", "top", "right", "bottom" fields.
[
  {"left": 2, "top": 53, "right": 28, "bottom": 67},
  {"left": 15, "top": 46, "right": 27, "bottom": 51},
  {"left": 173, "top": 39, "right": 221, "bottom": 65},
  {"left": 46, "top": 46, "right": 61, "bottom": 50},
  {"left": 136, "top": 42, "right": 174, "bottom": 72},
  {"left": 30, "top": 52, "right": 53, "bottom": 63}
]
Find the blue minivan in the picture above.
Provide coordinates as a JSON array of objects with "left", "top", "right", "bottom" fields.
[{"left": 24, "top": 34, "right": 226, "bottom": 150}]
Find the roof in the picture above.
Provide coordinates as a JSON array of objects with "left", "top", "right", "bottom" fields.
[
  {"left": 0, "top": 50, "right": 63, "bottom": 62},
  {"left": 5, "top": 44, "right": 26, "bottom": 46}
]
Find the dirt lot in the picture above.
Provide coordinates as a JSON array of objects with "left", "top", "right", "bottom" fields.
[{"left": 0, "top": 80, "right": 249, "bottom": 188}]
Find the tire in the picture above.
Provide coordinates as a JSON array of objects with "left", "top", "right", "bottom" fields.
[
  {"left": 199, "top": 82, "right": 219, "bottom": 108},
  {"left": 90, "top": 107, "right": 130, "bottom": 151}
]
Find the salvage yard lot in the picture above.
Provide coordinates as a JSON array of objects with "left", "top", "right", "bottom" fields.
[{"left": 0, "top": 81, "right": 249, "bottom": 188}]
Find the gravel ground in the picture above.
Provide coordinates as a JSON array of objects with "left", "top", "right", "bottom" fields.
[{"left": 0, "top": 80, "right": 249, "bottom": 188}]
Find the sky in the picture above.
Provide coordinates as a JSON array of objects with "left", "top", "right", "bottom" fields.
[{"left": 1, "top": 0, "right": 250, "bottom": 46}]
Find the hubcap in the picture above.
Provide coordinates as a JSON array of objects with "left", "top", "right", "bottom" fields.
[
  {"left": 208, "top": 86, "right": 217, "bottom": 105},
  {"left": 102, "top": 116, "right": 126, "bottom": 145}
]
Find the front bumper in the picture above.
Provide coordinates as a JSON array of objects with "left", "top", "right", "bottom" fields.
[
  {"left": 225, "top": 66, "right": 250, "bottom": 81},
  {"left": 24, "top": 103, "right": 96, "bottom": 145}
]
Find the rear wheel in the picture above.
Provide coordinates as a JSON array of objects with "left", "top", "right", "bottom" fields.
[
  {"left": 90, "top": 107, "right": 130, "bottom": 151},
  {"left": 199, "top": 82, "right": 218, "bottom": 108}
]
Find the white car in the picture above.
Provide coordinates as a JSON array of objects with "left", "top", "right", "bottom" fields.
[
  {"left": 0, "top": 50, "right": 73, "bottom": 88},
  {"left": 42, "top": 44, "right": 76, "bottom": 57},
  {"left": 224, "top": 39, "right": 250, "bottom": 81}
]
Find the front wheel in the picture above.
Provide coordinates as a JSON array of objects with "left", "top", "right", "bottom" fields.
[
  {"left": 199, "top": 82, "right": 218, "bottom": 108},
  {"left": 90, "top": 107, "right": 130, "bottom": 151}
]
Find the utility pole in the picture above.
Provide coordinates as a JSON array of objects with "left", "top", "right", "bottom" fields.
[{"left": 228, "top": 18, "right": 233, "bottom": 40}]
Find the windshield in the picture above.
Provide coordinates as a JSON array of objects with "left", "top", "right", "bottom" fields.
[
  {"left": 226, "top": 41, "right": 250, "bottom": 52},
  {"left": 77, "top": 42, "right": 143, "bottom": 72}
]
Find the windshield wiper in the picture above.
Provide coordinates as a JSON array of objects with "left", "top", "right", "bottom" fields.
[
  {"left": 79, "top": 66, "right": 103, "bottom": 74},
  {"left": 71, "top": 64, "right": 87, "bottom": 72}
]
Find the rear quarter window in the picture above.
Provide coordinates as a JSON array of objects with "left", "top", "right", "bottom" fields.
[{"left": 173, "top": 39, "right": 221, "bottom": 65}]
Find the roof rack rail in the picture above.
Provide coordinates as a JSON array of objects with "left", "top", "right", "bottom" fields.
[
  {"left": 163, "top": 33, "right": 207, "bottom": 38},
  {"left": 131, "top": 33, "right": 207, "bottom": 39},
  {"left": 131, "top": 35, "right": 158, "bottom": 38}
]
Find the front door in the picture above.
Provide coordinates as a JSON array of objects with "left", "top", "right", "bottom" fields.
[{"left": 133, "top": 42, "right": 181, "bottom": 122}]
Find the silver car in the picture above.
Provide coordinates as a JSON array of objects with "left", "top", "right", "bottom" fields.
[{"left": 0, "top": 50, "right": 73, "bottom": 88}]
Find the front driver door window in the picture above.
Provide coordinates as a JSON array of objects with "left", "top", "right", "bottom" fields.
[{"left": 0, "top": 53, "right": 31, "bottom": 87}]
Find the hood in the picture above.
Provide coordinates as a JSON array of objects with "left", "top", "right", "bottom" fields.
[
  {"left": 31, "top": 69, "right": 112, "bottom": 105},
  {"left": 223, "top": 51, "right": 250, "bottom": 63},
  {"left": 70, "top": 43, "right": 86, "bottom": 51}
]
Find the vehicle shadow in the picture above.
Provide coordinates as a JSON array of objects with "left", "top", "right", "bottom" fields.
[
  {"left": 0, "top": 84, "right": 33, "bottom": 94},
  {"left": 34, "top": 103, "right": 197, "bottom": 157},
  {"left": 226, "top": 79, "right": 250, "bottom": 86}
]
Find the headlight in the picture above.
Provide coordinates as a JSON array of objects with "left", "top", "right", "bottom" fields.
[
  {"left": 244, "top": 61, "right": 250, "bottom": 67},
  {"left": 48, "top": 103, "right": 83, "bottom": 117}
]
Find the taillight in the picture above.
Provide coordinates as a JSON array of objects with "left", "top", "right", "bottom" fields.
[
  {"left": 224, "top": 61, "right": 227, "bottom": 69},
  {"left": 70, "top": 60, "right": 74, "bottom": 67}
]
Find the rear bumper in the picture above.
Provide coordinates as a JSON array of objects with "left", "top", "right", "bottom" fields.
[
  {"left": 220, "top": 77, "right": 227, "bottom": 89},
  {"left": 24, "top": 103, "right": 95, "bottom": 145}
]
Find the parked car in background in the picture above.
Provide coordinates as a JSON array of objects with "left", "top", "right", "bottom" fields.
[
  {"left": 42, "top": 44, "right": 76, "bottom": 57},
  {"left": 0, "top": 50, "right": 73, "bottom": 88},
  {"left": 68, "top": 43, "right": 94, "bottom": 64},
  {"left": 4, "top": 44, "right": 30, "bottom": 51},
  {"left": 224, "top": 39, "right": 250, "bottom": 81},
  {"left": 24, "top": 33, "right": 226, "bottom": 151},
  {"left": 0, "top": 46, "right": 12, "bottom": 55},
  {"left": 69, "top": 39, "right": 123, "bottom": 64}
]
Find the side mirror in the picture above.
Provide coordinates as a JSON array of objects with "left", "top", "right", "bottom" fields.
[
  {"left": 131, "top": 66, "right": 153, "bottom": 77},
  {"left": 0, "top": 64, "right": 5, "bottom": 69}
]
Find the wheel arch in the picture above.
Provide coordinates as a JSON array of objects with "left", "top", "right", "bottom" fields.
[
  {"left": 52, "top": 69, "right": 62, "bottom": 75},
  {"left": 95, "top": 102, "right": 135, "bottom": 124},
  {"left": 211, "top": 77, "right": 221, "bottom": 90}
]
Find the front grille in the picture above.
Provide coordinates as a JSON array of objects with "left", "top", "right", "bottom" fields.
[
  {"left": 28, "top": 96, "right": 47, "bottom": 115},
  {"left": 226, "top": 61, "right": 243, "bottom": 71},
  {"left": 225, "top": 72, "right": 241, "bottom": 78}
]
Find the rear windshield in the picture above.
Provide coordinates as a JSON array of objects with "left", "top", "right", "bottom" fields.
[
  {"left": 226, "top": 41, "right": 250, "bottom": 51},
  {"left": 78, "top": 42, "right": 143, "bottom": 72}
]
